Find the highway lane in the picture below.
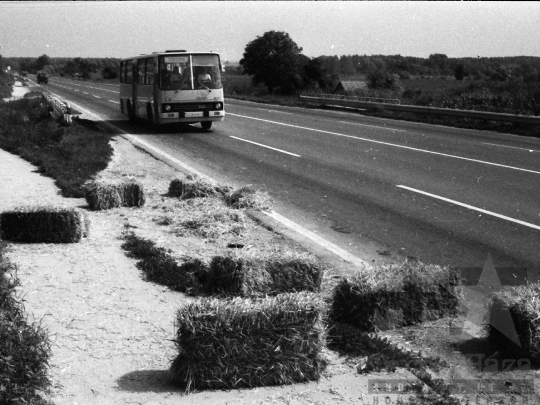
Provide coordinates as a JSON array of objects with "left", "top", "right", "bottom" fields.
[{"left": 37, "top": 76, "right": 540, "bottom": 279}]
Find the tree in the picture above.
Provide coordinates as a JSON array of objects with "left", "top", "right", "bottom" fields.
[
  {"left": 240, "top": 31, "right": 305, "bottom": 94},
  {"left": 454, "top": 63, "right": 467, "bottom": 80},
  {"left": 34, "top": 54, "right": 50, "bottom": 71}
]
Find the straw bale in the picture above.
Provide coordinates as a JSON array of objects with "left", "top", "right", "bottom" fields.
[
  {"left": 224, "top": 186, "right": 271, "bottom": 210},
  {"left": 84, "top": 178, "right": 145, "bottom": 210},
  {"left": 170, "top": 292, "right": 327, "bottom": 391},
  {"left": 204, "top": 254, "right": 323, "bottom": 297},
  {"left": 487, "top": 284, "right": 540, "bottom": 361},
  {"left": 0, "top": 206, "right": 89, "bottom": 243},
  {"left": 168, "top": 175, "right": 229, "bottom": 200},
  {"left": 331, "top": 260, "right": 461, "bottom": 331}
]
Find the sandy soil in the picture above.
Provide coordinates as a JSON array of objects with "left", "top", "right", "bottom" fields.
[{"left": 1, "top": 132, "right": 538, "bottom": 405}]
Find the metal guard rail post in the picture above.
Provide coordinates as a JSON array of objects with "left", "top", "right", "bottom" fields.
[
  {"left": 299, "top": 95, "right": 540, "bottom": 125},
  {"left": 44, "top": 92, "right": 73, "bottom": 125}
]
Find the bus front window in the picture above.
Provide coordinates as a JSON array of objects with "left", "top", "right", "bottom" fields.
[
  {"left": 160, "top": 55, "right": 190, "bottom": 90},
  {"left": 159, "top": 54, "right": 221, "bottom": 91}
]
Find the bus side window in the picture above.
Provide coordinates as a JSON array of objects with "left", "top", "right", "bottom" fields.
[
  {"left": 146, "top": 58, "right": 155, "bottom": 85},
  {"left": 137, "top": 59, "right": 145, "bottom": 84},
  {"left": 126, "top": 61, "right": 133, "bottom": 84}
]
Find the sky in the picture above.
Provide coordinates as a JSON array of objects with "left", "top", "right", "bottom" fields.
[{"left": 1, "top": 1, "right": 540, "bottom": 62}]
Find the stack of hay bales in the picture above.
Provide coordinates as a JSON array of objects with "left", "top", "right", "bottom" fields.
[
  {"left": 84, "top": 178, "right": 145, "bottom": 210},
  {"left": 331, "top": 260, "right": 461, "bottom": 331},
  {"left": 0, "top": 206, "right": 89, "bottom": 243},
  {"left": 170, "top": 292, "right": 327, "bottom": 391},
  {"left": 487, "top": 283, "right": 540, "bottom": 361}
]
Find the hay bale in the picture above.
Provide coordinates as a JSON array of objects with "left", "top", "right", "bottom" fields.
[
  {"left": 331, "top": 260, "right": 461, "bottom": 331},
  {"left": 487, "top": 284, "right": 540, "bottom": 361},
  {"left": 168, "top": 175, "right": 229, "bottom": 200},
  {"left": 170, "top": 292, "right": 327, "bottom": 391},
  {"left": 0, "top": 206, "right": 89, "bottom": 243},
  {"left": 204, "top": 254, "right": 323, "bottom": 297},
  {"left": 224, "top": 186, "right": 271, "bottom": 210},
  {"left": 84, "top": 178, "right": 145, "bottom": 210}
]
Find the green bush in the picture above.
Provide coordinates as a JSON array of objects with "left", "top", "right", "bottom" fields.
[
  {"left": 170, "top": 292, "right": 327, "bottom": 391},
  {"left": 0, "top": 242, "right": 51, "bottom": 404}
]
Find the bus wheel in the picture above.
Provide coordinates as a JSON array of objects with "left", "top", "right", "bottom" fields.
[
  {"left": 127, "top": 101, "right": 135, "bottom": 122},
  {"left": 201, "top": 121, "right": 212, "bottom": 130}
]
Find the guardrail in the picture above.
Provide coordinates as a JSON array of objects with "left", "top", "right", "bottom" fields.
[
  {"left": 43, "top": 92, "right": 78, "bottom": 124},
  {"left": 299, "top": 95, "right": 540, "bottom": 125}
]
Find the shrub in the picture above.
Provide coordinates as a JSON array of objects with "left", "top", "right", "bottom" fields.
[
  {"left": 0, "top": 206, "right": 89, "bottom": 243},
  {"left": 170, "top": 292, "right": 327, "bottom": 391},
  {"left": 331, "top": 260, "right": 461, "bottom": 331},
  {"left": 487, "top": 283, "right": 540, "bottom": 362},
  {"left": 0, "top": 242, "right": 51, "bottom": 404},
  {"left": 84, "top": 178, "right": 145, "bottom": 210}
]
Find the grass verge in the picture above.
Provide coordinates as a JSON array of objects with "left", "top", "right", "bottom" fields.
[
  {"left": 0, "top": 96, "right": 113, "bottom": 198},
  {"left": 0, "top": 241, "right": 51, "bottom": 404}
]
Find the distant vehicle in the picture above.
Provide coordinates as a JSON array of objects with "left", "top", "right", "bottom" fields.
[
  {"left": 37, "top": 70, "right": 48, "bottom": 84},
  {"left": 119, "top": 50, "right": 225, "bottom": 129},
  {"left": 21, "top": 71, "right": 28, "bottom": 77}
]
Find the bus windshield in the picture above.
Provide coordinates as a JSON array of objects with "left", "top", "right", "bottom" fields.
[{"left": 159, "top": 54, "right": 222, "bottom": 91}]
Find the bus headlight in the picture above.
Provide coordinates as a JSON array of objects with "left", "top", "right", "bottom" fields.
[
  {"left": 215, "top": 102, "right": 222, "bottom": 110},
  {"left": 164, "top": 105, "right": 171, "bottom": 111}
]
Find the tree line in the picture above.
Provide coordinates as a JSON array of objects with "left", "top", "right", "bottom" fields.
[{"left": 3, "top": 55, "right": 120, "bottom": 80}]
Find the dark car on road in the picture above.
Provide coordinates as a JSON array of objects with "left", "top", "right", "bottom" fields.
[{"left": 37, "top": 70, "right": 48, "bottom": 84}]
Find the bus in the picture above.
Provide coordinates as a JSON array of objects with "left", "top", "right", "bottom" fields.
[{"left": 119, "top": 50, "right": 225, "bottom": 129}]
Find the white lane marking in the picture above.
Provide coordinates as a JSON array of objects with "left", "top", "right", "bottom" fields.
[
  {"left": 263, "top": 211, "right": 371, "bottom": 268},
  {"left": 482, "top": 142, "right": 540, "bottom": 153},
  {"left": 257, "top": 108, "right": 293, "bottom": 115},
  {"left": 339, "top": 120, "right": 406, "bottom": 132},
  {"left": 228, "top": 113, "right": 540, "bottom": 175},
  {"left": 397, "top": 185, "right": 540, "bottom": 231},
  {"left": 83, "top": 92, "right": 89, "bottom": 95},
  {"left": 230, "top": 136, "right": 301, "bottom": 157},
  {"left": 108, "top": 100, "right": 120, "bottom": 104},
  {"left": 92, "top": 95, "right": 101, "bottom": 99}
]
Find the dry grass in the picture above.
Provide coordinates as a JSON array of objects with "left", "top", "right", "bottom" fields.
[
  {"left": 170, "top": 292, "right": 327, "bottom": 392},
  {"left": 84, "top": 178, "right": 145, "bottom": 210},
  {"left": 0, "top": 206, "right": 89, "bottom": 243}
]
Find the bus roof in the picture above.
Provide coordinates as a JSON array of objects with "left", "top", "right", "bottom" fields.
[{"left": 121, "top": 51, "right": 220, "bottom": 61}]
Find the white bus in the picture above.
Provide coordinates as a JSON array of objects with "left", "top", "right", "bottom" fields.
[{"left": 119, "top": 50, "right": 225, "bottom": 129}]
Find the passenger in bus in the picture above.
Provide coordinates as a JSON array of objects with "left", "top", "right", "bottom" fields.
[
  {"left": 171, "top": 66, "right": 182, "bottom": 90},
  {"left": 197, "top": 67, "right": 212, "bottom": 89},
  {"left": 161, "top": 66, "right": 172, "bottom": 89}
]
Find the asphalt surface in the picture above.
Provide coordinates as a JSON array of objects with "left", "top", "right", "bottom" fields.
[{"left": 33, "top": 76, "right": 540, "bottom": 281}]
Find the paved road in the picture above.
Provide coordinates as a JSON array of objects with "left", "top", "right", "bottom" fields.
[{"left": 35, "top": 76, "right": 540, "bottom": 280}]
